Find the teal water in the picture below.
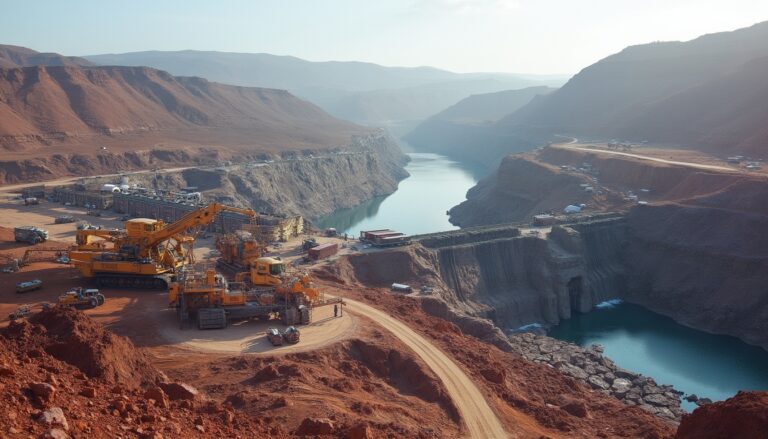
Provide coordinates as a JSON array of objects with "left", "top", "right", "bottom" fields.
[
  {"left": 313, "top": 152, "right": 481, "bottom": 236},
  {"left": 549, "top": 301, "right": 768, "bottom": 411}
]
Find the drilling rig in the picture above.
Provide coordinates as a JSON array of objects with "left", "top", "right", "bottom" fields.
[{"left": 69, "top": 203, "right": 257, "bottom": 289}]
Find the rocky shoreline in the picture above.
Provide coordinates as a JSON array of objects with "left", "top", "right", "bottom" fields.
[{"left": 508, "top": 333, "right": 686, "bottom": 422}]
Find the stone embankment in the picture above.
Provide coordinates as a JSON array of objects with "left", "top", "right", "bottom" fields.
[{"left": 508, "top": 333, "right": 685, "bottom": 422}]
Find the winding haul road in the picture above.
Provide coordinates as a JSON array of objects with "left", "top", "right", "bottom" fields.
[
  {"left": 554, "top": 143, "right": 734, "bottom": 172},
  {"left": 346, "top": 298, "right": 508, "bottom": 439}
]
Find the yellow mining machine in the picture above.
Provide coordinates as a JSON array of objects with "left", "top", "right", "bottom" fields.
[
  {"left": 169, "top": 266, "right": 314, "bottom": 329},
  {"left": 234, "top": 256, "right": 321, "bottom": 303},
  {"left": 215, "top": 229, "right": 263, "bottom": 274},
  {"left": 69, "top": 203, "right": 256, "bottom": 289}
]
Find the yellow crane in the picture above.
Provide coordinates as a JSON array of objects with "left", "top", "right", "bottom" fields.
[{"left": 70, "top": 203, "right": 256, "bottom": 289}]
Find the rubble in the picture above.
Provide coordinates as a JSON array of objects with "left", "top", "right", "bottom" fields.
[{"left": 509, "top": 332, "right": 685, "bottom": 422}]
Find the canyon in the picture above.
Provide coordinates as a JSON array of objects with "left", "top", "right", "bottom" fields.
[{"left": 443, "top": 145, "right": 768, "bottom": 351}]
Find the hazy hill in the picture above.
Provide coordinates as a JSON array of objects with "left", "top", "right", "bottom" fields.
[
  {"left": 85, "top": 50, "right": 565, "bottom": 124},
  {"left": 0, "top": 64, "right": 364, "bottom": 154},
  {"left": 0, "top": 44, "right": 93, "bottom": 68},
  {"left": 403, "top": 86, "right": 554, "bottom": 168},
  {"left": 501, "top": 21, "right": 768, "bottom": 152},
  {"left": 422, "top": 21, "right": 768, "bottom": 167}
]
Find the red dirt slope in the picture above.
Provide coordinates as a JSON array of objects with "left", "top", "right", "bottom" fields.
[
  {"left": 0, "top": 307, "right": 280, "bottom": 438},
  {"left": 675, "top": 391, "right": 768, "bottom": 439},
  {"left": 0, "top": 61, "right": 369, "bottom": 183}
]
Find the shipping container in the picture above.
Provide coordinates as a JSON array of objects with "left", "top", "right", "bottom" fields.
[{"left": 307, "top": 243, "right": 339, "bottom": 260}]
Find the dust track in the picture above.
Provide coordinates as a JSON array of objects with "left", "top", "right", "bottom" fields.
[
  {"left": 346, "top": 298, "right": 508, "bottom": 439},
  {"left": 555, "top": 144, "right": 734, "bottom": 172}
]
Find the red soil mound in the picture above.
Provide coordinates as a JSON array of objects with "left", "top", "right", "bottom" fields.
[
  {"left": 0, "top": 308, "right": 282, "bottom": 438},
  {"left": 169, "top": 335, "right": 463, "bottom": 438},
  {"left": 675, "top": 391, "right": 768, "bottom": 439},
  {"left": 3, "top": 307, "right": 162, "bottom": 389}
]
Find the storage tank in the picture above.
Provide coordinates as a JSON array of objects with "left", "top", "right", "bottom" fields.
[{"left": 101, "top": 184, "right": 118, "bottom": 193}]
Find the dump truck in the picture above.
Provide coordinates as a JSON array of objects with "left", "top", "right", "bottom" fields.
[
  {"left": 14, "top": 226, "right": 49, "bottom": 245},
  {"left": 16, "top": 279, "right": 43, "bottom": 294}
]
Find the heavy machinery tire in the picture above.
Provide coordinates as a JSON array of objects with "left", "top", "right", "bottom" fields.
[
  {"left": 96, "top": 294, "right": 105, "bottom": 305},
  {"left": 89, "top": 298, "right": 98, "bottom": 308}
]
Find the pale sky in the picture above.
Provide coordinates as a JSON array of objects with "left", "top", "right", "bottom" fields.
[{"left": 2, "top": 0, "right": 768, "bottom": 74}]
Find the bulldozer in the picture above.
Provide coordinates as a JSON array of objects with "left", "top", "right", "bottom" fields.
[
  {"left": 69, "top": 203, "right": 257, "bottom": 289},
  {"left": 57, "top": 287, "right": 105, "bottom": 309}
]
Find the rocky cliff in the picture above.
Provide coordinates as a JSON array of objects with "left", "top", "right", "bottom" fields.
[
  {"left": 83, "top": 133, "right": 408, "bottom": 219},
  {"left": 341, "top": 219, "right": 626, "bottom": 330},
  {"left": 623, "top": 202, "right": 768, "bottom": 350},
  {"left": 446, "top": 145, "right": 768, "bottom": 349}
]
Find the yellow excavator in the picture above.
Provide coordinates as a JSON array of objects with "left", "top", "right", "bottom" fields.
[
  {"left": 70, "top": 203, "right": 257, "bottom": 289},
  {"left": 169, "top": 266, "right": 313, "bottom": 329}
]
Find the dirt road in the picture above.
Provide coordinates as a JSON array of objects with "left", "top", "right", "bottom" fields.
[
  {"left": 345, "top": 298, "right": 508, "bottom": 439},
  {"left": 555, "top": 144, "right": 734, "bottom": 172}
]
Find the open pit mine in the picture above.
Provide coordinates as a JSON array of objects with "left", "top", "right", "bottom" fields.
[{"left": 2, "top": 23, "right": 768, "bottom": 438}]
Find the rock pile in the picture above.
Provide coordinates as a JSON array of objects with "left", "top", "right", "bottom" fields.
[
  {"left": 0, "top": 308, "right": 281, "bottom": 438},
  {"left": 509, "top": 333, "right": 685, "bottom": 422}
]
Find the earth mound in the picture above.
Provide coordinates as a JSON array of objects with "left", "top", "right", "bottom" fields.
[
  {"left": 675, "top": 391, "right": 768, "bottom": 439},
  {"left": 0, "top": 308, "right": 282, "bottom": 437}
]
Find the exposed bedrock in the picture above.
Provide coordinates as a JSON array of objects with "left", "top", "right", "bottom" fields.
[
  {"left": 623, "top": 204, "right": 768, "bottom": 350},
  {"left": 85, "top": 133, "right": 409, "bottom": 219},
  {"left": 343, "top": 219, "right": 627, "bottom": 330}
]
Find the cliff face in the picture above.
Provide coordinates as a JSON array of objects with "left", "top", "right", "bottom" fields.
[
  {"left": 449, "top": 154, "right": 597, "bottom": 227},
  {"left": 446, "top": 146, "right": 768, "bottom": 349},
  {"left": 85, "top": 133, "right": 408, "bottom": 219},
  {"left": 624, "top": 203, "right": 768, "bottom": 350},
  {"left": 342, "top": 220, "right": 627, "bottom": 329}
]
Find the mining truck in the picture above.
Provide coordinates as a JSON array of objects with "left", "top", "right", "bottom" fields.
[{"left": 14, "top": 226, "right": 49, "bottom": 245}]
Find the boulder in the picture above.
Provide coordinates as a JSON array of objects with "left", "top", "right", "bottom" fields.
[
  {"left": 31, "top": 382, "right": 57, "bottom": 402},
  {"left": 559, "top": 396, "right": 589, "bottom": 418},
  {"left": 144, "top": 387, "right": 170, "bottom": 408},
  {"left": 587, "top": 375, "right": 610, "bottom": 391},
  {"left": 158, "top": 382, "right": 199, "bottom": 401},
  {"left": 39, "top": 429, "right": 70, "bottom": 439},
  {"left": 37, "top": 407, "right": 68, "bottom": 431},
  {"left": 684, "top": 394, "right": 699, "bottom": 403},
  {"left": 346, "top": 423, "right": 373, "bottom": 439},
  {"left": 296, "top": 418, "right": 335, "bottom": 436},
  {"left": 611, "top": 378, "right": 632, "bottom": 394}
]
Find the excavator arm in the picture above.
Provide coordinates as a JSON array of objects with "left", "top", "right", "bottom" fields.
[
  {"left": 75, "top": 229, "right": 126, "bottom": 247},
  {"left": 142, "top": 203, "right": 257, "bottom": 256}
]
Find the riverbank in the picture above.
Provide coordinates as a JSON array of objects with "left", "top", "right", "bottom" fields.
[{"left": 313, "top": 152, "right": 481, "bottom": 235}]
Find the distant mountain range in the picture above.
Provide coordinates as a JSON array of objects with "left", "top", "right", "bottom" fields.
[
  {"left": 404, "top": 86, "right": 554, "bottom": 166},
  {"left": 0, "top": 45, "right": 365, "bottom": 163},
  {"left": 85, "top": 51, "right": 567, "bottom": 126},
  {"left": 410, "top": 20, "right": 768, "bottom": 166}
]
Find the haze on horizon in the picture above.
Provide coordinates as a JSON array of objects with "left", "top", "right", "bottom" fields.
[{"left": 2, "top": 0, "right": 768, "bottom": 75}]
